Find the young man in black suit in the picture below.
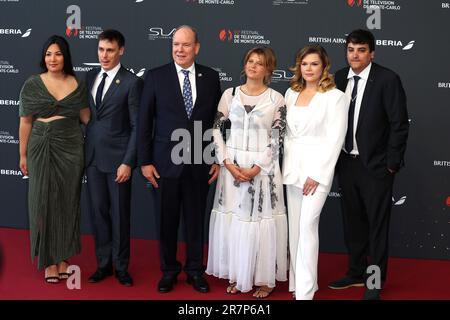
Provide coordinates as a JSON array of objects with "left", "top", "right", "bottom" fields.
[
  {"left": 328, "top": 29, "right": 409, "bottom": 300},
  {"left": 137, "top": 25, "right": 221, "bottom": 293},
  {"left": 85, "top": 29, "right": 143, "bottom": 286}
]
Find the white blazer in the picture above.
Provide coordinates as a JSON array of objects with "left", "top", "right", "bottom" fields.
[{"left": 282, "top": 87, "right": 349, "bottom": 193}]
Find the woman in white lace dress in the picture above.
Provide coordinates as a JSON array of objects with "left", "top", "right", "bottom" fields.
[{"left": 206, "top": 47, "right": 287, "bottom": 298}]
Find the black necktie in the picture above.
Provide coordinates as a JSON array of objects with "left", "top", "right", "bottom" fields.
[
  {"left": 345, "top": 75, "right": 361, "bottom": 153},
  {"left": 95, "top": 72, "right": 108, "bottom": 108}
]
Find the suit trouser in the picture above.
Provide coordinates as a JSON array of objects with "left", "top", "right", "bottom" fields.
[
  {"left": 337, "top": 153, "right": 394, "bottom": 283},
  {"left": 86, "top": 165, "right": 131, "bottom": 272},
  {"left": 286, "top": 185, "right": 328, "bottom": 300},
  {"left": 159, "top": 166, "right": 209, "bottom": 278}
]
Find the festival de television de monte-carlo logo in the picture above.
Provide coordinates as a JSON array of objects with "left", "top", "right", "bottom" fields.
[{"left": 218, "top": 29, "right": 271, "bottom": 45}]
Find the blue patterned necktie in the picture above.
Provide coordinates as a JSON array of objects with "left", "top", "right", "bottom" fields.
[{"left": 182, "top": 69, "right": 193, "bottom": 118}]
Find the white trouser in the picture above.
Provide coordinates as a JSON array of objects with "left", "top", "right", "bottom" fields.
[{"left": 286, "top": 184, "right": 328, "bottom": 300}]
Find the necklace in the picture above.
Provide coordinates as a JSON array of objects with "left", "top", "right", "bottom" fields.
[{"left": 241, "top": 84, "right": 267, "bottom": 96}]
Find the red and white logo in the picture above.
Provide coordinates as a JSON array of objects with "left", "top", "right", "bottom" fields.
[
  {"left": 65, "top": 27, "right": 79, "bottom": 37},
  {"left": 347, "top": 0, "right": 362, "bottom": 6},
  {"left": 219, "top": 29, "right": 233, "bottom": 42}
]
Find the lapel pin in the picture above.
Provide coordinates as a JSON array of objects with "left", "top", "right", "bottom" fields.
[
  {"left": 116, "top": 79, "right": 120, "bottom": 84},
  {"left": 198, "top": 73, "right": 202, "bottom": 77}
]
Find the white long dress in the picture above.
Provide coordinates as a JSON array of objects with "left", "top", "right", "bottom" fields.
[{"left": 206, "top": 86, "right": 288, "bottom": 293}]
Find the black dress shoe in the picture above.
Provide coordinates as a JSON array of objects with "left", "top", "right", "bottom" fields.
[
  {"left": 187, "top": 275, "right": 209, "bottom": 293},
  {"left": 158, "top": 275, "right": 177, "bottom": 293},
  {"left": 363, "top": 288, "right": 381, "bottom": 300},
  {"left": 328, "top": 276, "right": 365, "bottom": 289},
  {"left": 115, "top": 271, "right": 133, "bottom": 287},
  {"left": 88, "top": 268, "right": 113, "bottom": 283}
]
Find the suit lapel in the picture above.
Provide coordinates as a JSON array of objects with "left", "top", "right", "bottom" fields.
[
  {"left": 191, "top": 64, "right": 203, "bottom": 118},
  {"left": 355, "top": 64, "right": 376, "bottom": 133},
  {"left": 336, "top": 67, "right": 349, "bottom": 92},
  {"left": 87, "top": 69, "right": 99, "bottom": 110}
]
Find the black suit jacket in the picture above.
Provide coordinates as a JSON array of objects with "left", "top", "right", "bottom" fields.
[
  {"left": 335, "top": 62, "right": 409, "bottom": 177},
  {"left": 85, "top": 66, "right": 143, "bottom": 172},
  {"left": 137, "top": 62, "right": 221, "bottom": 179}
]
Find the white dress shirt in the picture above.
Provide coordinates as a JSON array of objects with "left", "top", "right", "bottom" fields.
[
  {"left": 344, "top": 62, "right": 372, "bottom": 155},
  {"left": 91, "top": 63, "right": 121, "bottom": 102},
  {"left": 175, "top": 62, "right": 197, "bottom": 106}
]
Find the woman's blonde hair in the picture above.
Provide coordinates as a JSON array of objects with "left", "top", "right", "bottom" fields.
[
  {"left": 241, "top": 47, "right": 277, "bottom": 85},
  {"left": 289, "top": 44, "right": 335, "bottom": 92}
]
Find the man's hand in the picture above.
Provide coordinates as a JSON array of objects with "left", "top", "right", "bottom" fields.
[
  {"left": 303, "top": 177, "right": 319, "bottom": 196},
  {"left": 115, "top": 164, "right": 132, "bottom": 183},
  {"left": 141, "top": 164, "right": 160, "bottom": 188},
  {"left": 208, "top": 164, "right": 220, "bottom": 185}
]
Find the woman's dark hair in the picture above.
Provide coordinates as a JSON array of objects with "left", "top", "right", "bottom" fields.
[{"left": 40, "top": 35, "right": 75, "bottom": 76}]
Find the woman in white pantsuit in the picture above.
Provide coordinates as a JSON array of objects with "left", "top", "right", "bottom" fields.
[{"left": 283, "top": 45, "right": 349, "bottom": 300}]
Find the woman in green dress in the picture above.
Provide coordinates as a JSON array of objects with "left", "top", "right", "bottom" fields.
[{"left": 18, "top": 35, "right": 90, "bottom": 283}]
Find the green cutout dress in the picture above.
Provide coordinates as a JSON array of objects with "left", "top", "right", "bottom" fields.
[{"left": 19, "top": 74, "right": 88, "bottom": 270}]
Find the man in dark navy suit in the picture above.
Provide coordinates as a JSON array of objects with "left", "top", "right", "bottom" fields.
[
  {"left": 328, "top": 29, "right": 409, "bottom": 300},
  {"left": 85, "top": 29, "right": 143, "bottom": 286},
  {"left": 137, "top": 25, "right": 221, "bottom": 293}
]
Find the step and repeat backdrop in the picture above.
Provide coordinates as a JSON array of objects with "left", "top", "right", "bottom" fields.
[{"left": 0, "top": 0, "right": 449, "bottom": 260}]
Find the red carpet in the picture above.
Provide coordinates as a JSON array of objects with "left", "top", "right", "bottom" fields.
[{"left": 0, "top": 227, "right": 449, "bottom": 300}]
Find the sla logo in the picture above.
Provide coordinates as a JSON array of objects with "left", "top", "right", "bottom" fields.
[
  {"left": 219, "top": 29, "right": 233, "bottom": 42},
  {"left": 0, "top": 28, "right": 32, "bottom": 37},
  {"left": 347, "top": 0, "right": 362, "bottom": 6},
  {"left": 272, "top": 69, "right": 294, "bottom": 82},
  {"left": 392, "top": 195, "right": 406, "bottom": 206},
  {"left": 148, "top": 27, "right": 176, "bottom": 40}
]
